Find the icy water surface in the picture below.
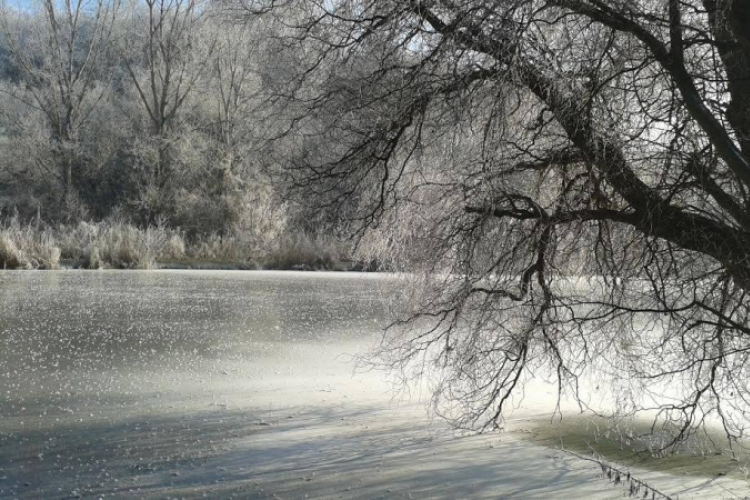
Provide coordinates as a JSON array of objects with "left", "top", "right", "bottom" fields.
[
  {"left": 1, "top": 271, "right": 744, "bottom": 499},
  {"left": 0, "top": 271, "right": 389, "bottom": 400},
  {"left": 0, "top": 271, "right": 395, "bottom": 498}
]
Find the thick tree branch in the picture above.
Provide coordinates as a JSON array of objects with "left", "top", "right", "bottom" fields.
[
  {"left": 554, "top": 0, "right": 750, "bottom": 191},
  {"left": 409, "top": 1, "right": 750, "bottom": 289}
]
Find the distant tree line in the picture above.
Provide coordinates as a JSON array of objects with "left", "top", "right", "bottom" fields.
[{"left": 0, "top": 0, "right": 295, "bottom": 245}]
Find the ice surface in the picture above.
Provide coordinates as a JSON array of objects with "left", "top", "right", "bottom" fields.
[{"left": 0, "top": 271, "right": 744, "bottom": 498}]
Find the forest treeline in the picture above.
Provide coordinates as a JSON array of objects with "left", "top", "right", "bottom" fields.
[{"left": 0, "top": 0, "right": 347, "bottom": 269}]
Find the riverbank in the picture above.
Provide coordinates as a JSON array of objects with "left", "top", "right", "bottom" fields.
[
  {"left": 59, "top": 258, "right": 375, "bottom": 272},
  {"left": 0, "top": 217, "right": 375, "bottom": 272}
]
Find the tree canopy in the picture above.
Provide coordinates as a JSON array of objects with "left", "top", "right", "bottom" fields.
[{"left": 257, "top": 0, "right": 750, "bottom": 445}]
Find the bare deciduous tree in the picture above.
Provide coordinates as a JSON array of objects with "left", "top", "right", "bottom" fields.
[
  {"left": 0, "top": 0, "right": 121, "bottom": 198},
  {"left": 121, "top": 0, "right": 216, "bottom": 200},
  {"left": 260, "top": 0, "right": 750, "bottom": 447}
]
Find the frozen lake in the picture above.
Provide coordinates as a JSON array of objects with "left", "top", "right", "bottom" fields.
[{"left": 0, "top": 271, "right": 744, "bottom": 499}]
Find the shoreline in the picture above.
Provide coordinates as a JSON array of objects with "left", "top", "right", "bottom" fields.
[{"left": 21, "top": 258, "right": 382, "bottom": 272}]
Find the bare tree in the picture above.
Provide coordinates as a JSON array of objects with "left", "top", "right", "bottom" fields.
[
  {"left": 259, "top": 0, "right": 750, "bottom": 447},
  {"left": 121, "top": 0, "right": 216, "bottom": 200},
  {"left": 210, "top": 18, "right": 259, "bottom": 171},
  {"left": 202, "top": 15, "right": 288, "bottom": 242},
  {"left": 0, "top": 0, "right": 121, "bottom": 198}
]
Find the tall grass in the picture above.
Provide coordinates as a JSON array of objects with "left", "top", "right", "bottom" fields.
[
  {"left": 0, "top": 217, "right": 61, "bottom": 269},
  {"left": 0, "top": 216, "right": 355, "bottom": 270},
  {"left": 56, "top": 219, "right": 185, "bottom": 269}
]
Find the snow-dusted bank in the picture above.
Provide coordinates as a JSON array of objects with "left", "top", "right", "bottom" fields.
[{"left": 0, "top": 271, "right": 746, "bottom": 499}]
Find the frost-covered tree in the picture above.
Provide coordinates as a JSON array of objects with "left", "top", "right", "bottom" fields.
[
  {"left": 196, "top": 15, "right": 287, "bottom": 244},
  {"left": 0, "top": 0, "right": 121, "bottom": 215},
  {"left": 118, "top": 0, "right": 216, "bottom": 219},
  {"left": 256, "top": 0, "right": 750, "bottom": 446}
]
